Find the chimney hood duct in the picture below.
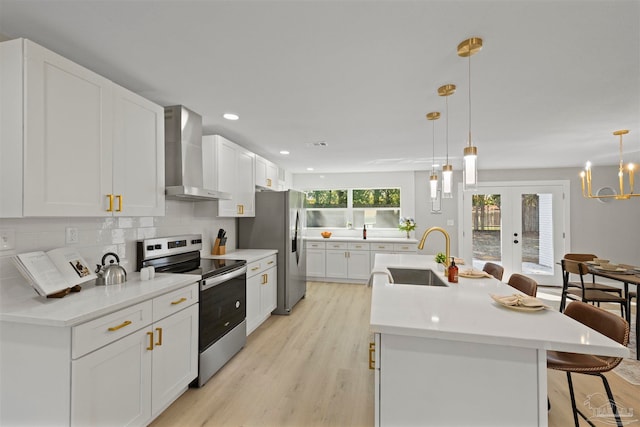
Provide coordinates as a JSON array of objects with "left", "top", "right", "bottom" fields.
[{"left": 164, "top": 105, "right": 231, "bottom": 201}]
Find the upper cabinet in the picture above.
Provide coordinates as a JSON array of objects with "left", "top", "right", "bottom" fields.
[
  {"left": 255, "top": 155, "right": 279, "bottom": 191},
  {"left": 202, "top": 135, "right": 255, "bottom": 217},
  {"left": 0, "top": 38, "right": 164, "bottom": 217}
]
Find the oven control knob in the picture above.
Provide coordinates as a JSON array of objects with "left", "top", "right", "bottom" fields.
[
  {"left": 235, "top": 301, "right": 240, "bottom": 308},
  {"left": 154, "top": 244, "right": 162, "bottom": 249},
  {"left": 147, "top": 245, "right": 154, "bottom": 251}
]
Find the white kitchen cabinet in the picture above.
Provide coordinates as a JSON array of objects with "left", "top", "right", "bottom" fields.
[
  {"left": 325, "top": 241, "right": 371, "bottom": 281},
  {"left": 203, "top": 135, "right": 255, "bottom": 217},
  {"left": 0, "top": 281, "right": 198, "bottom": 427},
  {"left": 306, "top": 241, "right": 326, "bottom": 278},
  {"left": 0, "top": 38, "right": 164, "bottom": 217},
  {"left": 255, "top": 154, "right": 279, "bottom": 190},
  {"left": 245, "top": 254, "right": 278, "bottom": 334},
  {"left": 72, "top": 284, "right": 198, "bottom": 427}
]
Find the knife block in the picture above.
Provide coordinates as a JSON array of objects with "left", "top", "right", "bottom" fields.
[{"left": 212, "top": 238, "right": 226, "bottom": 255}]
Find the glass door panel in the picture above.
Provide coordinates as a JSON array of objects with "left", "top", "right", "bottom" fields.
[{"left": 471, "top": 194, "right": 502, "bottom": 270}]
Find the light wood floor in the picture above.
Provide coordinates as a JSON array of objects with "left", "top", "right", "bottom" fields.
[{"left": 151, "top": 282, "right": 639, "bottom": 427}]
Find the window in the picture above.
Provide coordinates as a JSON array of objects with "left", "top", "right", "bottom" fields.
[{"left": 304, "top": 188, "right": 401, "bottom": 229}]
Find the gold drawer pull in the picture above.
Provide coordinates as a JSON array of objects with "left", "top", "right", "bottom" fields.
[
  {"left": 267, "top": 260, "right": 274, "bottom": 265},
  {"left": 108, "top": 320, "right": 132, "bottom": 332},
  {"left": 171, "top": 297, "right": 187, "bottom": 305},
  {"left": 147, "top": 331, "right": 154, "bottom": 350},
  {"left": 155, "top": 327, "right": 163, "bottom": 346},
  {"left": 369, "top": 342, "right": 375, "bottom": 370},
  {"left": 251, "top": 266, "right": 260, "bottom": 271}
]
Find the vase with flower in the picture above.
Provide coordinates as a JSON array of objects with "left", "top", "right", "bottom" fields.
[{"left": 398, "top": 217, "right": 416, "bottom": 239}]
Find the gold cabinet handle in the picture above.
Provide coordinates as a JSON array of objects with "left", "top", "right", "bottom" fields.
[
  {"left": 267, "top": 178, "right": 272, "bottom": 187},
  {"left": 171, "top": 297, "right": 187, "bottom": 305},
  {"left": 107, "top": 194, "right": 114, "bottom": 212},
  {"left": 147, "top": 331, "right": 154, "bottom": 350},
  {"left": 116, "top": 194, "right": 123, "bottom": 212},
  {"left": 261, "top": 273, "right": 268, "bottom": 284},
  {"left": 108, "top": 320, "right": 132, "bottom": 331},
  {"left": 267, "top": 260, "right": 274, "bottom": 265},
  {"left": 155, "top": 327, "right": 163, "bottom": 346},
  {"left": 237, "top": 204, "right": 244, "bottom": 215},
  {"left": 251, "top": 266, "right": 260, "bottom": 271},
  {"left": 369, "top": 342, "right": 375, "bottom": 370}
]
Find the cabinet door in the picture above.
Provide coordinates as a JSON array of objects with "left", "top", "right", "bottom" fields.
[
  {"left": 306, "top": 249, "right": 326, "bottom": 278},
  {"left": 266, "top": 162, "right": 279, "bottom": 189},
  {"left": 151, "top": 304, "right": 198, "bottom": 416},
  {"left": 255, "top": 155, "right": 268, "bottom": 188},
  {"left": 235, "top": 146, "right": 256, "bottom": 216},
  {"left": 71, "top": 328, "right": 152, "bottom": 427},
  {"left": 325, "top": 250, "right": 348, "bottom": 279},
  {"left": 348, "top": 250, "right": 371, "bottom": 280},
  {"left": 113, "top": 85, "right": 165, "bottom": 216},
  {"left": 246, "top": 273, "right": 261, "bottom": 335},
  {"left": 23, "top": 40, "right": 114, "bottom": 216},
  {"left": 261, "top": 266, "right": 277, "bottom": 315}
]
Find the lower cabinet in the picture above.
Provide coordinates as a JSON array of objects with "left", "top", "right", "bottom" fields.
[
  {"left": 72, "top": 285, "right": 198, "bottom": 426},
  {"left": 246, "top": 254, "right": 277, "bottom": 335},
  {"left": 307, "top": 240, "right": 417, "bottom": 283},
  {"left": 0, "top": 283, "right": 198, "bottom": 427}
]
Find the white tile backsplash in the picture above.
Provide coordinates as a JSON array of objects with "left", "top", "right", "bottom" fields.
[{"left": 0, "top": 200, "right": 235, "bottom": 281}]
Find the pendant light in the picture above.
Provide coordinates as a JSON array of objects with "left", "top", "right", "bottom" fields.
[
  {"left": 458, "top": 37, "right": 483, "bottom": 191},
  {"left": 426, "top": 111, "right": 441, "bottom": 200},
  {"left": 438, "top": 84, "right": 456, "bottom": 199}
]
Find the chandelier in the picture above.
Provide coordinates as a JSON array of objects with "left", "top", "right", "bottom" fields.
[{"left": 581, "top": 129, "right": 637, "bottom": 200}]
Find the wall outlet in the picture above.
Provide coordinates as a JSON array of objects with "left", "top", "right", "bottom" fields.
[
  {"left": 0, "top": 229, "right": 15, "bottom": 250},
  {"left": 66, "top": 227, "right": 79, "bottom": 244}
]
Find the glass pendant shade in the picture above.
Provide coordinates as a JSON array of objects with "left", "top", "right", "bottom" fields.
[
  {"left": 442, "top": 164, "right": 453, "bottom": 198},
  {"left": 430, "top": 174, "right": 439, "bottom": 199},
  {"left": 463, "top": 145, "right": 478, "bottom": 190}
]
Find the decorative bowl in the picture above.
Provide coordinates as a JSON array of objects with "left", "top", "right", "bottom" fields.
[{"left": 321, "top": 231, "right": 332, "bottom": 238}]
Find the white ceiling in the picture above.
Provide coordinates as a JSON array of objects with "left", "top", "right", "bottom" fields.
[{"left": 1, "top": 0, "right": 639, "bottom": 174}]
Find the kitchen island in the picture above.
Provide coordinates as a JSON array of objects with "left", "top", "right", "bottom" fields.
[{"left": 370, "top": 253, "right": 630, "bottom": 427}]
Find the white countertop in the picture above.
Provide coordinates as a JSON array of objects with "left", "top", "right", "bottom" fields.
[
  {"left": 203, "top": 249, "right": 278, "bottom": 263},
  {"left": 370, "top": 253, "right": 630, "bottom": 358},
  {"left": 0, "top": 273, "right": 199, "bottom": 327},
  {"left": 306, "top": 236, "right": 418, "bottom": 244}
]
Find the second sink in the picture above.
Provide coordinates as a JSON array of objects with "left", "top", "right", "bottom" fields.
[{"left": 387, "top": 268, "right": 449, "bottom": 287}]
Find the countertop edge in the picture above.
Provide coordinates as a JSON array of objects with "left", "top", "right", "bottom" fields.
[{"left": 203, "top": 249, "right": 278, "bottom": 263}]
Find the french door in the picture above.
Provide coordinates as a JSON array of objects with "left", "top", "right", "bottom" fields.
[{"left": 459, "top": 182, "right": 569, "bottom": 286}]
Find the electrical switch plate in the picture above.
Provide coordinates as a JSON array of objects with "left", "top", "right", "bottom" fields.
[
  {"left": 66, "top": 227, "right": 79, "bottom": 244},
  {"left": 0, "top": 229, "right": 15, "bottom": 250}
]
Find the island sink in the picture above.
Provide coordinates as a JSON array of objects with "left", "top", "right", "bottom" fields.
[{"left": 387, "top": 268, "right": 448, "bottom": 287}]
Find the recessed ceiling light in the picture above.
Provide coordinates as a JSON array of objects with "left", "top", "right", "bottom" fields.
[
  {"left": 280, "top": 150, "right": 290, "bottom": 155},
  {"left": 223, "top": 113, "right": 239, "bottom": 120},
  {"left": 307, "top": 167, "right": 314, "bottom": 171}
]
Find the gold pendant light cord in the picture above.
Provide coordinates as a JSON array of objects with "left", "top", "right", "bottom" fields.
[
  {"left": 432, "top": 119, "right": 436, "bottom": 174},
  {"left": 468, "top": 53, "right": 472, "bottom": 148}
]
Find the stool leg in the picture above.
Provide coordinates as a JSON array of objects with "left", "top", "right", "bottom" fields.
[
  {"left": 598, "top": 373, "right": 624, "bottom": 427},
  {"left": 566, "top": 372, "right": 580, "bottom": 427}
]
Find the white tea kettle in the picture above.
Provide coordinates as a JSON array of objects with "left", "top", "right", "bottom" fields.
[{"left": 95, "top": 252, "right": 127, "bottom": 286}]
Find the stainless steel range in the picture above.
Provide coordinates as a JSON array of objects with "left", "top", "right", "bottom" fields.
[{"left": 137, "top": 234, "right": 247, "bottom": 387}]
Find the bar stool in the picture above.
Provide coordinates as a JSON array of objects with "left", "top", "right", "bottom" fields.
[
  {"left": 547, "top": 301, "right": 630, "bottom": 427},
  {"left": 482, "top": 262, "right": 504, "bottom": 281},
  {"left": 506, "top": 273, "right": 537, "bottom": 297}
]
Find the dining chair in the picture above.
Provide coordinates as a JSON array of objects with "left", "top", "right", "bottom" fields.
[
  {"left": 629, "top": 290, "right": 638, "bottom": 360},
  {"left": 547, "top": 301, "right": 630, "bottom": 427},
  {"left": 506, "top": 273, "right": 537, "bottom": 297},
  {"left": 482, "top": 262, "right": 504, "bottom": 281},
  {"left": 563, "top": 253, "right": 623, "bottom": 296},
  {"left": 560, "top": 259, "right": 626, "bottom": 318}
]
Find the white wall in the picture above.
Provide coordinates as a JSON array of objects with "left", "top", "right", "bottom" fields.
[{"left": 0, "top": 201, "right": 235, "bottom": 284}]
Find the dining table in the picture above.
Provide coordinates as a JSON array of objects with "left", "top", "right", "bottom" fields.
[{"left": 588, "top": 263, "right": 639, "bottom": 360}]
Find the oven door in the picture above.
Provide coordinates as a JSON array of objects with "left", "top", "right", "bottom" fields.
[{"left": 199, "top": 266, "right": 247, "bottom": 352}]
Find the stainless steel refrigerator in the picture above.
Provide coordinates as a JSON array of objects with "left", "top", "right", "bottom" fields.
[{"left": 238, "top": 190, "right": 307, "bottom": 315}]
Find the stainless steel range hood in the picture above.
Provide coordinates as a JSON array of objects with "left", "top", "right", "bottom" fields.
[{"left": 164, "top": 105, "right": 231, "bottom": 201}]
